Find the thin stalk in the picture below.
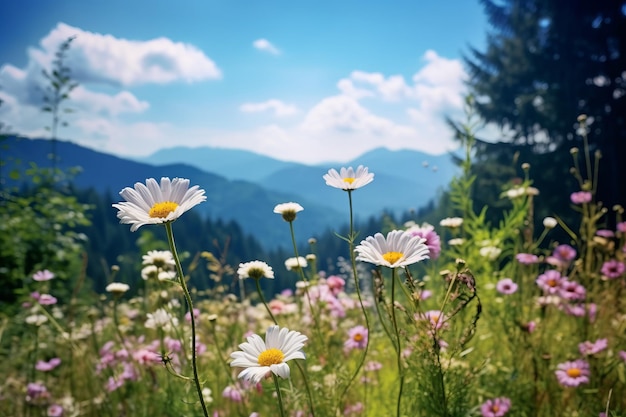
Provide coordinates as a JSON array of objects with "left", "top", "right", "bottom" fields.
[
  {"left": 390, "top": 268, "right": 404, "bottom": 417},
  {"left": 165, "top": 222, "right": 209, "bottom": 417},
  {"left": 337, "top": 190, "right": 371, "bottom": 410},
  {"left": 255, "top": 278, "right": 278, "bottom": 325},
  {"left": 273, "top": 373, "right": 286, "bottom": 417}
]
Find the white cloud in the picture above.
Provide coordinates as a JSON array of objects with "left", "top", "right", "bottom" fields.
[
  {"left": 252, "top": 38, "right": 281, "bottom": 55},
  {"left": 31, "top": 22, "right": 222, "bottom": 87},
  {"left": 239, "top": 99, "right": 298, "bottom": 117},
  {"left": 72, "top": 87, "right": 149, "bottom": 116},
  {"left": 301, "top": 95, "right": 414, "bottom": 136}
]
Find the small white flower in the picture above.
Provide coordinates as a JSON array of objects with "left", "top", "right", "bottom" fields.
[
  {"left": 285, "top": 257, "right": 308, "bottom": 271},
  {"left": 543, "top": 217, "right": 558, "bottom": 229},
  {"left": 479, "top": 246, "right": 502, "bottom": 260},
  {"left": 238, "top": 261, "right": 274, "bottom": 280},
  {"left": 25, "top": 314, "right": 48, "bottom": 326},
  {"left": 448, "top": 238, "right": 465, "bottom": 246},
  {"left": 145, "top": 308, "right": 178, "bottom": 332},
  {"left": 158, "top": 270, "right": 177, "bottom": 281},
  {"left": 105, "top": 282, "right": 130, "bottom": 294},
  {"left": 439, "top": 217, "right": 464, "bottom": 228},
  {"left": 112, "top": 177, "right": 206, "bottom": 232},
  {"left": 273, "top": 202, "right": 304, "bottom": 222},
  {"left": 141, "top": 265, "right": 159, "bottom": 280},
  {"left": 142, "top": 250, "right": 175, "bottom": 268},
  {"left": 355, "top": 230, "right": 430, "bottom": 268},
  {"left": 323, "top": 165, "right": 374, "bottom": 191},
  {"left": 230, "top": 325, "right": 307, "bottom": 384}
]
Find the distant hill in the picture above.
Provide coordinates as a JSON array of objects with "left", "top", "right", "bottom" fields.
[
  {"left": 134, "top": 146, "right": 301, "bottom": 182},
  {"left": 139, "top": 145, "right": 459, "bottom": 219},
  {"left": 1, "top": 136, "right": 343, "bottom": 249}
]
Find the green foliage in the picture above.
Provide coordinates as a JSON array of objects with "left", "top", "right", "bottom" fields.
[{"left": 0, "top": 164, "right": 92, "bottom": 312}]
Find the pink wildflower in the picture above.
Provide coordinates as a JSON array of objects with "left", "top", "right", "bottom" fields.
[
  {"left": 35, "top": 358, "right": 61, "bottom": 372},
  {"left": 600, "top": 260, "right": 625, "bottom": 279},
  {"left": 619, "top": 351, "right": 626, "bottom": 362},
  {"left": 515, "top": 253, "right": 539, "bottom": 265},
  {"left": 558, "top": 280, "right": 586, "bottom": 301},
  {"left": 47, "top": 404, "right": 63, "bottom": 417},
  {"left": 38, "top": 294, "right": 58, "bottom": 305},
  {"left": 617, "top": 221, "right": 626, "bottom": 233},
  {"left": 595, "top": 229, "right": 615, "bottom": 238},
  {"left": 555, "top": 359, "right": 590, "bottom": 387},
  {"left": 344, "top": 402, "right": 364, "bottom": 416},
  {"left": 570, "top": 191, "right": 592, "bottom": 204},
  {"left": 480, "top": 397, "right": 511, "bottom": 417},
  {"left": 406, "top": 223, "right": 441, "bottom": 260},
  {"left": 364, "top": 361, "right": 382, "bottom": 372},
  {"left": 496, "top": 278, "right": 518, "bottom": 295},
  {"left": 185, "top": 308, "right": 200, "bottom": 322},
  {"left": 579, "top": 338, "right": 608, "bottom": 356},
  {"left": 326, "top": 275, "right": 346, "bottom": 295},
  {"left": 222, "top": 385, "right": 243, "bottom": 402},
  {"left": 33, "top": 270, "right": 55, "bottom": 281},
  {"left": 344, "top": 325, "right": 368, "bottom": 351},
  {"left": 536, "top": 270, "right": 565, "bottom": 294},
  {"left": 546, "top": 244, "right": 577, "bottom": 268}
]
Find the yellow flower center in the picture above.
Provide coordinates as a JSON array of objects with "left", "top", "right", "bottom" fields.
[
  {"left": 343, "top": 177, "right": 355, "bottom": 184},
  {"left": 149, "top": 201, "right": 179, "bottom": 218},
  {"left": 547, "top": 279, "right": 557, "bottom": 287},
  {"left": 566, "top": 368, "right": 581, "bottom": 378},
  {"left": 353, "top": 333, "right": 364, "bottom": 342},
  {"left": 382, "top": 251, "right": 404, "bottom": 265},
  {"left": 490, "top": 405, "right": 500, "bottom": 412},
  {"left": 258, "top": 348, "right": 285, "bottom": 366},
  {"left": 431, "top": 314, "right": 440, "bottom": 323}
]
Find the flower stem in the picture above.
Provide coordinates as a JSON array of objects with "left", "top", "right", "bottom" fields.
[
  {"left": 390, "top": 268, "right": 404, "bottom": 417},
  {"left": 165, "top": 222, "right": 209, "bottom": 417},
  {"left": 337, "top": 190, "right": 371, "bottom": 409},
  {"left": 273, "top": 373, "right": 286, "bottom": 417},
  {"left": 255, "top": 278, "right": 278, "bottom": 325}
]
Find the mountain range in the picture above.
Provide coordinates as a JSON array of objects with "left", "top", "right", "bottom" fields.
[{"left": 2, "top": 136, "right": 459, "bottom": 248}]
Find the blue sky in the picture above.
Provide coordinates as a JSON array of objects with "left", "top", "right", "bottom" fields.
[{"left": 0, "top": 0, "right": 489, "bottom": 164}]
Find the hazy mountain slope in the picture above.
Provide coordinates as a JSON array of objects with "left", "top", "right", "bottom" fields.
[
  {"left": 135, "top": 145, "right": 300, "bottom": 182},
  {"left": 2, "top": 136, "right": 342, "bottom": 248}
]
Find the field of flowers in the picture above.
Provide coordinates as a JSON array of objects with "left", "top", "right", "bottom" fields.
[{"left": 1, "top": 114, "right": 625, "bottom": 417}]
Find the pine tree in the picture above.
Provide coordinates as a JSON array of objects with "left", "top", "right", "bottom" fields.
[{"left": 466, "top": 0, "right": 626, "bottom": 210}]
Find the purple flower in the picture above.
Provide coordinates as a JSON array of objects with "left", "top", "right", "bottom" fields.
[
  {"left": 617, "top": 221, "right": 626, "bottom": 233},
  {"left": 552, "top": 244, "right": 577, "bottom": 262},
  {"left": 38, "top": 294, "right": 58, "bottom": 305},
  {"left": 496, "top": 278, "right": 518, "bottom": 295},
  {"left": 35, "top": 358, "right": 61, "bottom": 372},
  {"left": 619, "top": 351, "right": 626, "bottom": 362},
  {"left": 601, "top": 260, "right": 625, "bottom": 279},
  {"left": 33, "top": 270, "right": 55, "bottom": 281},
  {"left": 47, "top": 404, "right": 63, "bottom": 417},
  {"left": 515, "top": 253, "right": 539, "bottom": 265},
  {"left": 185, "top": 308, "right": 200, "bottom": 322},
  {"left": 596, "top": 229, "right": 615, "bottom": 238},
  {"left": 570, "top": 191, "right": 592, "bottom": 204},
  {"left": 222, "top": 385, "right": 243, "bottom": 402},
  {"left": 555, "top": 359, "right": 590, "bottom": 387},
  {"left": 536, "top": 270, "right": 565, "bottom": 294},
  {"left": 344, "top": 325, "right": 368, "bottom": 351},
  {"left": 406, "top": 223, "right": 441, "bottom": 260},
  {"left": 579, "top": 338, "right": 608, "bottom": 356},
  {"left": 364, "top": 361, "right": 382, "bottom": 372},
  {"left": 26, "top": 382, "right": 48, "bottom": 401},
  {"left": 480, "top": 397, "right": 511, "bottom": 417},
  {"left": 558, "top": 280, "right": 586, "bottom": 301}
]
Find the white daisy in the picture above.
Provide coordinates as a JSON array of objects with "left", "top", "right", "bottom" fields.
[
  {"left": 230, "top": 325, "right": 307, "bottom": 384},
  {"left": 112, "top": 177, "right": 206, "bottom": 232},
  {"left": 284, "top": 256, "right": 308, "bottom": 271},
  {"left": 273, "top": 202, "right": 304, "bottom": 222},
  {"left": 145, "top": 308, "right": 178, "bottom": 332},
  {"left": 439, "top": 217, "right": 464, "bottom": 228},
  {"left": 355, "top": 230, "right": 430, "bottom": 268},
  {"left": 237, "top": 261, "right": 274, "bottom": 280},
  {"left": 142, "top": 250, "right": 175, "bottom": 268},
  {"left": 323, "top": 165, "right": 374, "bottom": 190},
  {"left": 105, "top": 282, "right": 130, "bottom": 294}
]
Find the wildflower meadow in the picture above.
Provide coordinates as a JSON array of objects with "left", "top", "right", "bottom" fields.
[{"left": 1, "top": 111, "right": 625, "bottom": 417}]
